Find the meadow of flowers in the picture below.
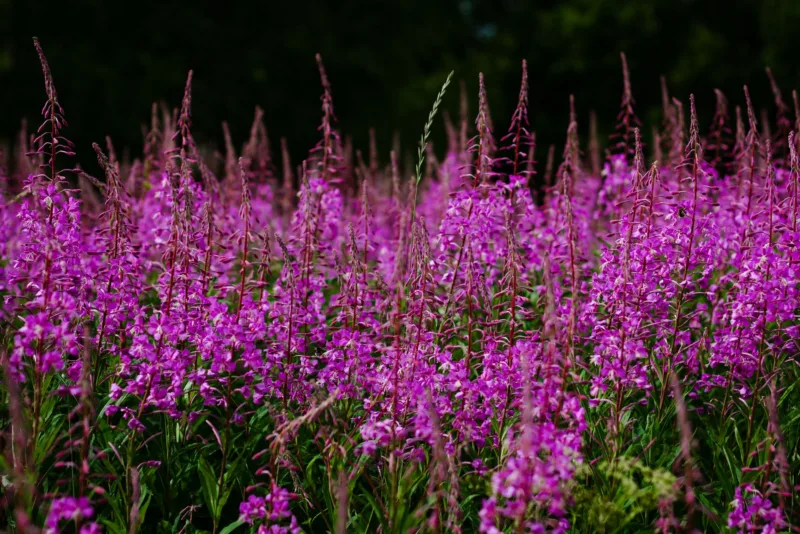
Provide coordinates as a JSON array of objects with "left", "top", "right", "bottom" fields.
[{"left": 0, "top": 39, "right": 798, "bottom": 533}]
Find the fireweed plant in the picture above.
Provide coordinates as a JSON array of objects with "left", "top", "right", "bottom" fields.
[{"left": 0, "top": 41, "right": 799, "bottom": 534}]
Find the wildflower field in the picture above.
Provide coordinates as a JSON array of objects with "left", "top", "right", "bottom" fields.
[{"left": 1, "top": 39, "right": 799, "bottom": 533}]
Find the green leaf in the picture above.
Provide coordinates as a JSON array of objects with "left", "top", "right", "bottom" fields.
[
  {"left": 219, "top": 483, "right": 234, "bottom": 515},
  {"left": 138, "top": 483, "right": 153, "bottom": 524},
  {"left": 360, "top": 486, "right": 388, "bottom": 534},
  {"left": 99, "top": 519, "right": 128, "bottom": 534},
  {"left": 695, "top": 491, "right": 724, "bottom": 531},
  {"left": 198, "top": 455, "right": 220, "bottom": 518},
  {"left": 219, "top": 519, "right": 245, "bottom": 534},
  {"left": 33, "top": 413, "right": 64, "bottom": 465}
]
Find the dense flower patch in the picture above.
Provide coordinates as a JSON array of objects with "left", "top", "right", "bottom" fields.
[{"left": 0, "top": 41, "right": 798, "bottom": 533}]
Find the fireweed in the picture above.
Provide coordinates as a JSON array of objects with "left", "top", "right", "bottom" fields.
[{"left": 0, "top": 42, "right": 798, "bottom": 534}]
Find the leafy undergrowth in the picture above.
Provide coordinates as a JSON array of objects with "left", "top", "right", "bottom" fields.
[{"left": 0, "top": 41, "right": 798, "bottom": 533}]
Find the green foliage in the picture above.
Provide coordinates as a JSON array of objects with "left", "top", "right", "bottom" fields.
[{"left": 570, "top": 458, "right": 677, "bottom": 533}]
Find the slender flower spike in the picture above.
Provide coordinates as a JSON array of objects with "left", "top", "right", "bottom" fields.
[{"left": 612, "top": 52, "right": 640, "bottom": 160}]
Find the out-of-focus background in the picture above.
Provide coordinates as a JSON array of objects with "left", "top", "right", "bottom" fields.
[{"left": 2, "top": 0, "right": 800, "bottom": 176}]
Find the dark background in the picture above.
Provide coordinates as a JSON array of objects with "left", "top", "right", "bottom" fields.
[{"left": 2, "top": 0, "right": 800, "bottom": 177}]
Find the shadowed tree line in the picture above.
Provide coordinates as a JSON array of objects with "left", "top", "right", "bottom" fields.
[{"left": 1, "top": 0, "right": 800, "bottom": 179}]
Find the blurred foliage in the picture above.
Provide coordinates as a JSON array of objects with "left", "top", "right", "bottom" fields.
[{"left": 2, "top": 0, "right": 800, "bottom": 175}]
